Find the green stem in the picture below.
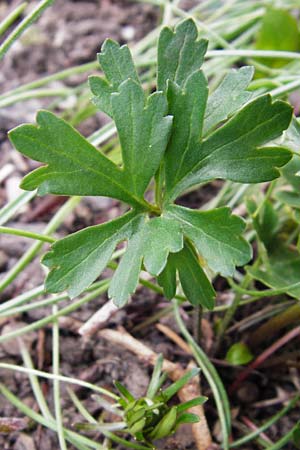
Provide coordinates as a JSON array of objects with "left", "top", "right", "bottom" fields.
[
  {"left": 0, "top": 88, "right": 74, "bottom": 109},
  {"left": 19, "top": 342, "right": 53, "bottom": 421},
  {"left": 267, "top": 422, "right": 300, "bottom": 450},
  {"left": 103, "top": 432, "right": 153, "bottom": 450},
  {"left": 0, "top": 384, "right": 106, "bottom": 449},
  {"left": 52, "top": 304, "right": 68, "bottom": 450},
  {"left": 0, "top": 362, "right": 117, "bottom": 399},
  {"left": 173, "top": 300, "right": 231, "bottom": 450},
  {"left": 0, "top": 282, "right": 110, "bottom": 344},
  {"left": 216, "top": 273, "right": 252, "bottom": 345},
  {"left": 0, "top": 196, "right": 80, "bottom": 293},
  {"left": 0, "top": 280, "right": 107, "bottom": 317},
  {"left": 0, "top": 190, "right": 36, "bottom": 226},
  {"left": 0, "top": 61, "right": 97, "bottom": 101},
  {"left": 0, "top": 0, "right": 55, "bottom": 60},
  {"left": 252, "top": 181, "right": 276, "bottom": 219},
  {"left": 0, "top": 226, "right": 56, "bottom": 243},
  {"left": 0, "top": 2, "right": 28, "bottom": 36},
  {"left": 230, "top": 395, "right": 300, "bottom": 448},
  {"left": 206, "top": 49, "right": 300, "bottom": 60},
  {"left": 271, "top": 78, "right": 300, "bottom": 98},
  {"left": 228, "top": 278, "right": 300, "bottom": 298}
]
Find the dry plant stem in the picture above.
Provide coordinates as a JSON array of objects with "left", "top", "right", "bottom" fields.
[
  {"left": 229, "top": 326, "right": 300, "bottom": 393},
  {"left": 99, "top": 327, "right": 181, "bottom": 378},
  {"left": 156, "top": 323, "right": 191, "bottom": 355},
  {"left": 193, "top": 306, "right": 203, "bottom": 344},
  {"left": 78, "top": 300, "right": 118, "bottom": 337},
  {"left": 98, "top": 327, "right": 213, "bottom": 450},
  {"left": 248, "top": 303, "right": 300, "bottom": 347}
]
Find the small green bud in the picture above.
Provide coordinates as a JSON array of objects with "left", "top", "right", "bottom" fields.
[
  {"left": 129, "top": 417, "right": 146, "bottom": 436},
  {"left": 149, "top": 407, "right": 177, "bottom": 440}
]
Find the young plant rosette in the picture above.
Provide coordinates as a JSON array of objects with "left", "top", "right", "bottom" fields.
[{"left": 9, "top": 19, "right": 293, "bottom": 309}]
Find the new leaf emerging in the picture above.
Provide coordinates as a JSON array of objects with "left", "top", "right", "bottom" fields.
[{"left": 9, "top": 19, "right": 293, "bottom": 309}]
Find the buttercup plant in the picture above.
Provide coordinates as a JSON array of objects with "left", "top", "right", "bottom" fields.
[{"left": 9, "top": 19, "right": 293, "bottom": 309}]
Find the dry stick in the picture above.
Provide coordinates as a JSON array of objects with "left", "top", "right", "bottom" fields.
[
  {"left": 229, "top": 326, "right": 300, "bottom": 394},
  {"left": 78, "top": 300, "right": 118, "bottom": 337},
  {"left": 98, "top": 327, "right": 213, "bottom": 450},
  {"left": 248, "top": 303, "right": 300, "bottom": 347},
  {"left": 156, "top": 323, "right": 191, "bottom": 355}
]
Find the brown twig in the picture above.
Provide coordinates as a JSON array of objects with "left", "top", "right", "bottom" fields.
[
  {"left": 248, "top": 303, "right": 300, "bottom": 347},
  {"left": 79, "top": 299, "right": 118, "bottom": 336},
  {"left": 156, "top": 323, "right": 192, "bottom": 354},
  {"left": 99, "top": 326, "right": 213, "bottom": 450}
]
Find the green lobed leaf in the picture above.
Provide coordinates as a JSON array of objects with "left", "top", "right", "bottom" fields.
[
  {"left": 281, "top": 157, "right": 300, "bottom": 192},
  {"left": 157, "top": 256, "right": 177, "bottom": 300},
  {"left": 157, "top": 19, "right": 207, "bottom": 91},
  {"left": 248, "top": 244, "right": 300, "bottom": 298},
  {"left": 89, "top": 76, "right": 115, "bottom": 118},
  {"left": 275, "top": 191, "right": 300, "bottom": 209},
  {"left": 256, "top": 8, "right": 300, "bottom": 68},
  {"left": 108, "top": 218, "right": 146, "bottom": 307},
  {"left": 99, "top": 39, "right": 139, "bottom": 87},
  {"left": 203, "top": 66, "right": 254, "bottom": 136},
  {"left": 142, "top": 217, "right": 183, "bottom": 276},
  {"left": 43, "top": 210, "right": 142, "bottom": 298},
  {"left": 112, "top": 79, "right": 172, "bottom": 198},
  {"left": 164, "top": 70, "right": 208, "bottom": 193},
  {"left": 276, "top": 117, "right": 300, "bottom": 154},
  {"left": 9, "top": 18, "right": 295, "bottom": 311},
  {"left": 8, "top": 111, "right": 141, "bottom": 208},
  {"left": 275, "top": 118, "right": 300, "bottom": 189},
  {"left": 173, "top": 244, "right": 215, "bottom": 309},
  {"left": 165, "top": 205, "right": 252, "bottom": 276},
  {"left": 109, "top": 216, "right": 183, "bottom": 306},
  {"left": 247, "top": 198, "right": 279, "bottom": 249},
  {"left": 89, "top": 38, "right": 140, "bottom": 117},
  {"left": 166, "top": 95, "right": 292, "bottom": 202}
]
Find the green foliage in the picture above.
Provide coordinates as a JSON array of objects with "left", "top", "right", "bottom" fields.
[
  {"left": 81, "top": 355, "right": 206, "bottom": 448},
  {"left": 225, "top": 342, "right": 253, "bottom": 365},
  {"left": 256, "top": 7, "right": 300, "bottom": 68},
  {"left": 203, "top": 66, "right": 254, "bottom": 136},
  {"left": 247, "top": 198, "right": 279, "bottom": 249},
  {"left": 9, "top": 19, "right": 293, "bottom": 308},
  {"left": 248, "top": 244, "right": 300, "bottom": 298},
  {"left": 293, "top": 423, "right": 300, "bottom": 449}
]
